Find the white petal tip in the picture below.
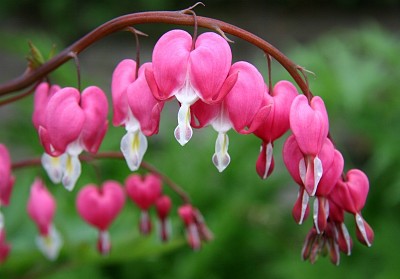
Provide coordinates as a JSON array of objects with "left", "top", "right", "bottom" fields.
[{"left": 36, "top": 226, "right": 63, "bottom": 261}]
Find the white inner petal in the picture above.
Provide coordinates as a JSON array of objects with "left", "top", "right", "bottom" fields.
[
  {"left": 341, "top": 222, "right": 352, "bottom": 255},
  {"left": 121, "top": 130, "right": 148, "bottom": 171},
  {"left": 125, "top": 109, "right": 141, "bottom": 133},
  {"left": 212, "top": 132, "right": 231, "bottom": 172},
  {"left": 263, "top": 142, "right": 274, "bottom": 179},
  {"left": 175, "top": 76, "right": 200, "bottom": 105},
  {"left": 312, "top": 156, "right": 323, "bottom": 196},
  {"left": 299, "top": 188, "right": 309, "bottom": 225},
  {"left": 211, "top": 104, "right": 232, "bottom": 133},
  {"left": 98, "top": 230, "right": 111, "bottom": 255},
  {"left": 313, "top": 198, "right": 321, "bottom": 234},
  {"left": 174, "top": 103, "right": 193, "bottom": 146},
  {"left": 299, "top": 158, "right": 306, "bottom": 186},
  {"left": 41, "top": 153, "right": 65, "bottom": 184},
  {"left": 355, "top": 213, "right": 372, "bottom": 247},
  {"left": 0, "top": 211, "right": 4, "bottom": 230},
  {"left": 60, "top": 153, "right": 81, "bottom": 191},
  {"left": 36, "top": 224, "right": 63, "bottom": 261}
]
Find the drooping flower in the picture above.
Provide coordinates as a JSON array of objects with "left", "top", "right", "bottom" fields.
[
  {"left": 38, "top": 86, "right": 109, "bottom": 191},
  {"left": 147, "top": 29, "right": 236, "bottom": 145},
  {"left": 289, "top": 95, "right": 329, "bottom": 196},
  {"left": 27, "top": 179, "right": 62, "bottom": 260},
  {"left": 253, "top": 80, "right": 298, "bottom": 179},
  {"left": 0, "top": 228, "right": 10, "bottom": 265},
  {"left": 112, "top": 60, "right": 164, "bottom": 171},
  {"left": 191, "top": 61, "right": 271, "bottom": 172},
  {"left": 33, "top": 82, "right": 65, "bottom": 184},
  {"left": 76, "top": 181, "right": 125, "bottom": 255},
  {"left": 155, "top": 195, "right": 172, "bottom": 242},
  {"left": 328, "top": 200, "right": 353, "bottom": 256},
  {"left": 178, "top": 204, "right": 213, "bottom": 250},
  {"left": 329, "top": 169, "right": 374, "bottom": 247},
  {"left": 283, "top": 135, "right": 343, "bottom": 231},
  {"left": 125, "top": 173, "right": 162, "bottom": 235},
  {"left": 312, "top": 149, "right": 344, "bottom": 233},
  {"left": 0, "top": 144, "right": 15, "bottom": 206},
  {"left": 301, "top": 222, "right": 340, "bottom": 266}
]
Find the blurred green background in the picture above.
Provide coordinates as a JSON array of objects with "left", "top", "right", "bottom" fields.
[{"left": 1, "top": 0, "right": 400, "bottom": 278}]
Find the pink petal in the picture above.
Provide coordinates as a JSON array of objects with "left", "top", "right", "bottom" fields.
[
  {"left": 127, "top": 63, "right": 164, "bottom": 136},
  {"left": 292, "top": 186, "right": 310, "bottom": 224},
  {"left": 32, "top": 82, "right": 61, "bottom": 130},
  {"left": 0, "top": 144, "right": 14, "bottom": 206},
  {"left": 313, "top": 196, "right": 329, "bottom": 233},
  {"left": 125, "top": 173, "right": 162, "bottom": 210},
  {"left": 224, "top": 61, "right": 265, "bottom": 133},
  {"left": 254, "top": 81, "right": 298, "bottom": 142},
  {"left": 27, "top": 179, "right": 56, "bottom": 236},
  {"left": 76, "top": 181, "right": 125, "bottom": 231},
  {"left": 255, "top": 141, "right": 275, "bottom": 179},
  {"left": 155, "top": 195, "right": 172, "bottom": 220},
  {"left": 190, "top": 100, "right": 221, "bottom": 129},
  {"left": 290, "top": 95, "right": 329, "bottom": 156},
  {"left": 334, "top": 222, "right": 353, "bottom": 255},
  {"left": 330, "top": 169, "right": 369, "bottom": 214},
  {"left": 315, "top": 149, "right": 344, "bottom": 196},
  {"left": 282, "top": 135, "right": 303, "bottom": 185},
  {"left": 152, "top": 30, "right": 192, "bottom": 99},
  {"left": 80, "top": 86, "right": 109, "bottom": 153},
  {"left": 111, "top": 59, "right": 137, "bottom": 126},
  {"left": 45, "top": 87, "right": 85, "bottom": 154},
  {"left": 355, "top": 213, "right": 374, "bottom": 247},
  {"left": 0, "top": 229, "right": 11, "bottom": 264},
  {"left": 189, "top": 32, "right": 232, "bottom": 102}
]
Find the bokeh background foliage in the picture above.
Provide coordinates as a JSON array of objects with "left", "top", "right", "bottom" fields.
[{"left": 0, "top": 1, "right": 400, "bottom": 278}]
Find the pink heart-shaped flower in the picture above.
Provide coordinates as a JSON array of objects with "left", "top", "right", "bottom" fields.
[
  {"left": 254, "top": 80, "right": 298, "bottom": 142},
  {"left": 27, "top": 179, "right": 56, "bottom": 236},
  {"left": 111, "top": 59, "right": 137, "bottom": 126},
  {"left": 329, "top": 169, "right": 369, "bottom": 214},
  {"left": 80, "top": 86, "right": 109, "bottom": 153},
  {"left": 127, "top": 63, "right": 164, "bottom": 136},
  {"left": 290, "top": 95, "right": 329, "bottom": 156},
  {"left": 125, "top": 173, "right": 162, "bottom": 210},
  {"left": 32, "top": 82, "right": 61, "bottom": 130},
  {"left": 44, "top": 87, "right": 85, "bottom": 155},
  {"left": 76, "top": 181, "right": 125, "bottom": 231}
]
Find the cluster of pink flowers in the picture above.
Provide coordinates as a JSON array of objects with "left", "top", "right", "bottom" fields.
[
  {"left": 0, "top": 29, "right": 373, "bottom": 265},
  {"left": 283, "top": 95, "right": 374, "bottom": 265}
]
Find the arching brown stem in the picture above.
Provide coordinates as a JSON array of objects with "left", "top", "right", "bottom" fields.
[{"left": 0, "top": 11, "right": 311, "bottom": 97}]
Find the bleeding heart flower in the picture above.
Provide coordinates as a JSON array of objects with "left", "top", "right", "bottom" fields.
[
  {"left": 32, "top": 82, "right": 61, "bottom": 131},
  {"left": 147, "top": 30, "right": 235, "bottom": 145},
  {"left": 125, "top": 173, "right": 162, "bottom": 235},
  {"left": 289, "top": 95, "right": 329, "bottom": 196},
  {"left": 38, "top": 86, "right": 108, "bottom": 191},
  {"left": 112, "top": 60, "right": 164, "bottom": 171},
  {"left": 27, "top": 178, "right": 62, "bottom": 260},
  {"left": 155, "top": 195, "right": 172, "bottom": 242},
  {"left": 301, "top": 222, "right": 340, "bottom": 266},
  {"left": 329, "top": 200, "right": 353, "bottom": 255},
  {"left": 76, "top": 181, "right": 125, "bottom": 255},
  {"left": 254, "top": 80, "right": 298, "bottom": 179},
  {"left": 0, "top": 144, "right": 14, "bottom": 206},
  {"left": 0, "top": 228, "right": 10, "bottom": 264},
  {"left": 329, "top": 169, "right": 374, "bottom": 247},
  {"left": 191, "top": 61, "right": 270, "bottom": 172}
]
